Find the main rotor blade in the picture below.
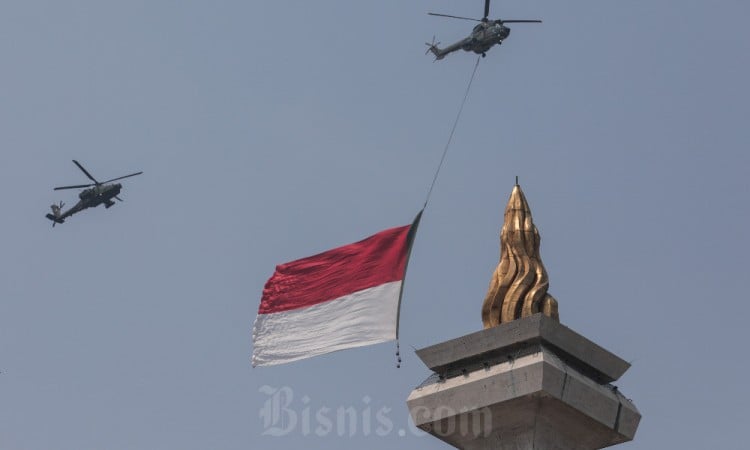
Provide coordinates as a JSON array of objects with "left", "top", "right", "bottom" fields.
[
  {"left": 499, "top": 20, "right": 543, "bottom": 24},
  {"left": 101, "top": 171, "right": 143, "bottom": 184},
  {"left": 72, "top": 160, "right": 99, "bottom": 184},
  {"left": 54, "top": 183, "right": 95, "bottom": 190},
  {"left": 428, "top": 12, "right": 481, "bottom": 22},
  {"left": 484, "top": 0, "right": 490, "bottom": 19}
]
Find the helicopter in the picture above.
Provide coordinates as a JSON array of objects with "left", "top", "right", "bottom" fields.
[
  {"left": 45, "top": 160, "right": 142, "bottom": 226},
  {"left": 426, "top": 0, "right": 541, "bottom": 60}
]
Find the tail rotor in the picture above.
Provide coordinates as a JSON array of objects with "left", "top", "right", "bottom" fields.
[
  {"left": 425, "top": 36, "right": 442, "bottom": 60},
  {"left": 52, "top": 201, "right": 64, "bottom": 215},
  {"left": 46, "top": 201, "right": 65, "bottom": 227}
]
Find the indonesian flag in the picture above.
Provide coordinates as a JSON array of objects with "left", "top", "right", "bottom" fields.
[{"left": 252, "top": 212, "right": 422, "bottom": 367}]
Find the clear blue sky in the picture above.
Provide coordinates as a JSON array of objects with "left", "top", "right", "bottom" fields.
[{"left": 1, "top": 1, "right": 748, "bottom": 449}]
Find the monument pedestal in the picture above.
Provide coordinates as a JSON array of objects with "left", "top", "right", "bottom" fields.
[{"left": 407, "top": 314, "right": 640, "bottom": 450}]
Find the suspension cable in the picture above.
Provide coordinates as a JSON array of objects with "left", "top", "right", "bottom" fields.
[{"left": 423, "top": 56, "right": 481, "bottom": 209}]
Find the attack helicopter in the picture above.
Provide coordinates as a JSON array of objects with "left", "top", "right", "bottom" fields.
[
  {"left": 45, "top": 160, "right": 142, "bottom": 226},
  {"left": 426, "top": 0, "right": 541, "bottom": 60}
]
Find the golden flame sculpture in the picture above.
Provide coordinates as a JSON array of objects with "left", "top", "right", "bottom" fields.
[{"left": 482, "top": 183, "right": 559, "bottom": 327}]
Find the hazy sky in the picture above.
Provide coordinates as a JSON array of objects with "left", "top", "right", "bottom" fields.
[{"left": 1, "top": 1, "right": 749, "bottom": 449}]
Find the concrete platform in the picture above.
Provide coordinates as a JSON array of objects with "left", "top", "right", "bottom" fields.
[
  {"left": 414, "top": 313, "right": 629, "bottom": 384},
  {"left": 407, "top": 314, "right": 640, "bottom": 450}
]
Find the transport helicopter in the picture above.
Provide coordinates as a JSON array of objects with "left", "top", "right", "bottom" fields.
[
  {"left": 426, "top": 0, "right": 541, "bottom": 60},
  {"left": 45, "top": 160, "right": 142, "bottom": 226}
]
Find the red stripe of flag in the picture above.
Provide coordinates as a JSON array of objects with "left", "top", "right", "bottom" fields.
[{"left": 258, "top": 224, "right": 413, "bottom": 315}]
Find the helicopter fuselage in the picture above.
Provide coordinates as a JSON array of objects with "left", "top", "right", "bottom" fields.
[
  {"left": 78, "top": 183, "right": 122, "bottom": 204},
  {"left": 465, "top": 21, "right": 510, "bottom": 53},
  {"left": 428, "top": 20, "right": 511, "bottom": 60},
  {"left": 72, "top": 183, "right": 122, "bottom": 214}
]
